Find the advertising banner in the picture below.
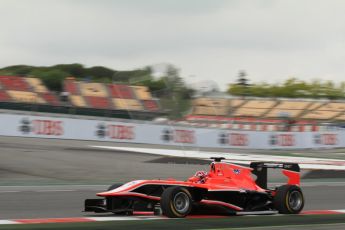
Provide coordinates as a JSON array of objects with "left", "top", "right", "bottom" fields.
[{"left": 0, "top": 113, "right": 343, "bottom": 149}]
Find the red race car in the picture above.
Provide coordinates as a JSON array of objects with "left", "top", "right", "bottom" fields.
[{"left": 84, "top": 157, "right": 304, "bottom": 218}]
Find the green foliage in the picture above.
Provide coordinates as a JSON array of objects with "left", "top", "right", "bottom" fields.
[
  {"left": 0, "top": 64, "right": 156, "bottom": 92},
  {"left": 228, "top": 77, "right": 345, "bottom": 99},
  {"left": 30, "top": 69, "right": 69, "bottom": 92}
]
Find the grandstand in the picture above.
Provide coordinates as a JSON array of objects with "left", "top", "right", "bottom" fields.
[
  {"left": 0, "top": 76, "right": 163, "bottom": 120},
  {"left": 0, "top": 76, "right": 60, "bottom": 105},
  {"left": 185, "top": 96, "right": 345, "bottom": 131},
  {"left": 63, "top": 78, "right": 160, "bottom": 112},
  {"left": 1, "top": 75, "right": 345, "bottom": 129}
]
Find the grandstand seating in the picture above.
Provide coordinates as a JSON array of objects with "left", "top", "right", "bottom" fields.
[
  {"left": 26, "top": 77, "right": 48, "bottom": 93},
  {"left": 132, "top": 86, "right": 152, "bottom": 100},
  {"left": 265, "top": 101, "right": 311, "bottom": 118},
  {"left": 40, "top": 92, "right": 60, "bottom": 106},
  {"left": 192, "top": 98, "right": 230, "bottom": 116},
  {"left": 232, "top": 100, "right": 276, "bottom": 117},
  {"left": 302, "top": 110, "right": 341, "bottom": 120},
  {"left": 190, "top": 96, "right": 345, "bottom": 122},
  {"left": 0, "top": 76, "right": 30, "bottom": 91},
  {"left": 85, "top": 96, "right": 111, "bottom": 109},
  {"left": 0, "top": 76, "right": 61, "bottom": 105},
  {"left": 142, "top": 100, "right": 159, "bottom": 111},
  {"left": 80, "top": 83, "right": 108, "bottom": 97},
  {"left": 307, "top": 102, "right": 324, "bottom": 111},
  {"left": 113, "top": 98, "right": 143, "bottom": 111},
  {"left": 7, "top": 90, "right": 45, "bottom": 104},
  {"left": 193, "top": 98, "right": 229, "bottom": 107},
  {"left": 69, "top": 95, "right": 87, "bottom": 107},
  {"left": 63, "top": 79, "right": 160, "bottom": 112},
  {"left": 230, "top": 99, "right": 246, "bottom": 108},
  {"left": 108, "top": 84, "right": 135, "bottom": 99},
  {"left": 0, "top": 91, "right": 10, "bottom": 101},
  {"left": 301, "top": 102, "right": 345, "bottom": 120},
  {"left": 335, "top": 113, "right": 345, "bottom": 121},
  {"left": 232, "top": 107, "right": 269, "bottom": 117},
  {"left": 64, "top": 79, "right": 79, "bottom": 95},
  {"left": 193, "top": 106, "right": 228, "bottom": 116}
]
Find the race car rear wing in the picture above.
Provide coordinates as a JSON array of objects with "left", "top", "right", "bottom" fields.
[{"left": 250, "top": 162, "right": 300, "bottom": 189}]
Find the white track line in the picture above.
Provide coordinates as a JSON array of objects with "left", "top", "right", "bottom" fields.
[{"left": 90, "top": 145, "right": 345, "bottom": 170}]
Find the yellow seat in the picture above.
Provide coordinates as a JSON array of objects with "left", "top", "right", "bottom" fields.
[
  {"left": 232, "top": 100, "right": 276, "bottom": 117},
  {"left": 232, "top": 107, "right": 268, "bottom": 117},
  {"left": 132, "top": 86, "right": 152, "bottom": 100},
  {"left": 265, "top": 109, "right": 304, "bottom": 118},
  {"left": 113, "top": 98, "right": 143, "bottom": 111},
  {"left": 192, "top": 106, "right": 228, "bottom": 116},
  {"left": 80, "top": 83, "right": 108, "bottom": 97},
  {"left": 320, "top": 102, "right": 345, "bottom": 111},
  {"left": 301, "top": 110, "right": 341, "bottom": 120},
  {"left": 26, "top": 77, "right": 48, "bottom": 93},
  {"left": 335, "top": 113, "right": 345, "bottom": 121},
  {"left": 265, "top": 101, "right": 311, "bottom": 118},
  {"left": 230, "top": 99, "right": 246, "bottom": 108},
  {"left": 242, "top": 100, "right": 276, "bottom": 109},
  {"left": 307, "top": 102, "right": 324, "bottom": 110},
  {"left": 302, "top": 102, "right": 345, "bottom": 119},
  {"left": 193, "top": 98, "right": 229, "bottom": 107},
  {"left": 274, "top": 101, "right": 311, "bottom": 110},
  {"left": 7, "top": 90, "right": 45, "bottom": 103},
  {"left": 69, "top": 95, "right": 87, "bottom": 107}
]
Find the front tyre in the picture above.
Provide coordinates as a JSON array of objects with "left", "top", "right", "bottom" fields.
[
  {"left": 161, "top": 186, "right": 192, "bottom": 218},
  {"left": 274, "top": 185, "right": 304, "bottom": 214}
]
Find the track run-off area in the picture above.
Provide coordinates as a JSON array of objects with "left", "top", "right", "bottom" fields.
[{"left": 0, "top": 136, "right": 345, "bottom": 229}]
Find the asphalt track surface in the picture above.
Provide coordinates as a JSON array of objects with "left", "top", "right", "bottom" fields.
[{"left": 1, "top": 136, "right": 345, "bottom": 229}]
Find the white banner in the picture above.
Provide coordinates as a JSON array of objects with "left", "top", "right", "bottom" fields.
[{"left": 0, "top": 113, "right": 344, "bottom": 149}]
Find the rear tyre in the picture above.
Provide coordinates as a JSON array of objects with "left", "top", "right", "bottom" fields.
[
  {"left": 274, "top": 185, "right": 304, "bottom": 214},
  {"left": 161, "top": 186, "right": 193, "bottom": 218}
]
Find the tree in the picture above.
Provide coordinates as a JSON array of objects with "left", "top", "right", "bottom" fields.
[
  {"left": 237, "top": 70, "right": 249, "bottom": 86},
  {"left": 30, "top": 69, "right": 69, "bottom": 91}
]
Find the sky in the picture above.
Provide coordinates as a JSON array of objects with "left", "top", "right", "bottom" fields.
[{"left": 1, "top": 0, "right": 345, "bottom": 90}]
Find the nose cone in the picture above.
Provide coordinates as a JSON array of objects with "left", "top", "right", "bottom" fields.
[{"left": 96, "top": 191, "right": 111, "bottom": 197}]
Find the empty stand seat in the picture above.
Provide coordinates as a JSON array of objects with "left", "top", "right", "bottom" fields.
[
  {"left": 40, "top": 92, "right": 60, "bottom": 106},
  {"left": 64, "top": 80, "right": 79, "bottom": 95},
  {"left": 26, "top": 77, "right": 48, "bottom": 93},
  {"left": 231, "top": 100, "right": 276, "bottom": 117},
  {"left": 242, "top": 100, "right": 276, "bottom": 109},
  {"left": 132, "top": 86, "right": 152, "bottom": 100},
  {"left": 80, "top": 83, "right": 108, "bottom": 97},
  {"left": 113, "top": 98, "right": 143, "bottom": 111},
  {"left": 69, "top": 95, "right": 87, "bottom": 107},
  {"left": 232, "top": 108, "right": 268, "bottom": 117},
  {"left": 265, "top": 109, "right": 303, "bottom": 118},
  {"left": 335, "top": 114, "right": 345, "bottom": 121},
  {"left": 0, "top": 91, "right": 10, "bottom": 101},
  {"left": 301, "top": 110, "right": 341, "bottom": 120},
  {"left": 85, "top": 96, "right": 111, "bottom": 109},
  {"left": 7, "top": 90, "right": 45, "bottom": 103},
  {"left": 230, "top": 99, "right": 245, "bottom": 107},
  {"left": 0, "top": 76, "right": 30, "bottom": 91},
  {"left": 142, "top": 100, "right": 159, "bottom": 111},
  {"left": 307, "top": 102, "right": 324, "bottom": 110},
  {"left": 109, "top": 84, "right": 135, "bottom": 99},
  {"left": 193, "top": 106, "right": 228, "bottom": 116},
  {"left": 274, "top": 101, "right": 311, "bottom": 110},
  {"left": 193, "top": 98, "right": 229, "bottom": 107},
  {"left": 321, "top": 102, "right": 345, "bottom": 111}
]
